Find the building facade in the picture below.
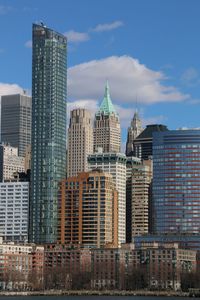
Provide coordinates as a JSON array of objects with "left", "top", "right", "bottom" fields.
[
  {"left": 126, "top": 159, "right": 152, "bottom": 240},
  {"left": 126, "top": 111, "right": 143, "bottom": 157},
  {"left": 58, "top": 170, "right": 118, "bottom": 248},
  {"left": 0, "top": 143, "right": 25, "bottom": 182},
  {"left": 0, "top": 181, "right": 29, "bottom": 242},
  {"left": 133, "top": 124, "right": 168, "bottom": 160},
  {"left": 30, "top": 23, "right": 67, "bottom": 243},
  {"left": 91, "top": 242, "right": 196, "bottom": 291},
  {"left": 44, "top": 244, "right": 91, "bottom": 289},
  {"left": 93, "top": 82, "right": 121, "bottom": 153},
  {"left": 0, "top": 243, "right": 44, "bottom": 290},
  {"left": 126, "top": 156, "right": 141, "bottom": 242},
  {"left": 153, "top": 129, "right": 200, "bottom": 235},
  {"left": 1, "top": 93, "right": 32, "bottom": 157},
  {"left": 67, "top": 108, "right": 93, "bottom": 177},
  {"left": 88, "top": 152, "right": 126, "bottom": 246}
]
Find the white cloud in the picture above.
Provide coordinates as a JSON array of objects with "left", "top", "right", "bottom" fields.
[
  {"left": 91, "top": 21, "right": 124, "bottom": 32},
  {"left": 0, "top": 83, "right": 24, "bottom": 98},
  {"left": 64, "top": 30, "right": 90, "bottom": 43},
  {"left": 68, "top": 55, "right": 189, "bottom": 105},
  {"left": 25, "top": 40, "right": 32, "bottom": 48}
]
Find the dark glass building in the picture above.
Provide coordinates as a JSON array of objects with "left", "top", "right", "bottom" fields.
[
  {"left": 29, "top": 23, "right": 67, "bottom": 243},
  {"left": 134, "top": 124, "right": 168, "bottom": 160},
  {"left": 1, "top": 93, "right": 32, "bottom": 157},
  {"left": 153, "top": 130, "right": 200, "bottom": 235}
]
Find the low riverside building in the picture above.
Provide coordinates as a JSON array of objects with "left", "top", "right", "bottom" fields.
[
  {"left": 91, "top": 242, "right": 196, "bottom": 291},
  {"left": 0, "top": 241, "right": 44, "bottom": 290},
  {"left": 44, "top": 244, "right": 91, "bottom": 289}
]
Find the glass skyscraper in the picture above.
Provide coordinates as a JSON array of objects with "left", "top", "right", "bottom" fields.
[
  {"left": 153, "top": 130, "right": 200, "bottom": 235},
  {"left": 29, "top": 23, "right": 67, "bottom": 243},
  {"left": 1, "top": 93, "right": 32, "bottom": 157}
]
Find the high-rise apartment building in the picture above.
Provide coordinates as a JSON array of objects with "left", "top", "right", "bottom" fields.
[
  {"left": 67, "top": 109, "right": 93, "bottom": 177},
  {"left": 0, "top": 143, "right": 25, "bottom": 182},
  {"left": 30, "top": 23, "right": 67, "bottom": 244},
  {"left": 1, "top": 93, "right": 32, "bottom": 157},
  {"left": 153, "top": 129, "right": 200, "bottom": 235},
  {"left": 58, "top": 170, "right": 118, "bottom": 248},
  {"left": 126, "top": 111, "right": 143, "bottom": 157},
  {"left": 94, "top": 82, "right": 121, "bottom": 153},
  {"left": 88, "top": 152, "right": 126, "bottom": 246},
  {"left": 0, "top": 181, "right": 29, "bottom": 242}
]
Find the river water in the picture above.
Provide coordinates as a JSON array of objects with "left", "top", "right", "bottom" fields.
[{"left": 0, "top": 296, "right": 196, "bottom": 300}]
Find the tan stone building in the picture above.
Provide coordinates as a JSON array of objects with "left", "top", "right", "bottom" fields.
[
  {"left": 94, "top": 82, "right": 121, "bottom": 153},
  {"left": 67, "top": 108, "right": 93, "bottom": 177},
  {"left": 58, "top": 169, "right": 118, "bottom": 248},
  {"left": 130, "top": 159, "right": 152, "bottom": 237}
]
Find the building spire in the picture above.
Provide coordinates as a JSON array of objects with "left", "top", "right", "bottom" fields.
[{"left": 96, "top": 81, "right": 117, "bottom": 116}]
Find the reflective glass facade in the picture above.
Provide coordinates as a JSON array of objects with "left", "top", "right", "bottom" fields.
[
  {"left": 153, "top": 130, "right": 200, "bottom": 234},
  {"left": 29, "top": 24, "right": 67, "bottom": 243}
]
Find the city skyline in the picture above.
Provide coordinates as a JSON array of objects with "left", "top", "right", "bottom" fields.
[{"left": 0, "top": 0, "right": 200, "bottom": 148}]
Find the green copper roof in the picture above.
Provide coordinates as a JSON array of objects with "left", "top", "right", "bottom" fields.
[{"left": 96, "top": 81, "right": 117, "bottom": 116}]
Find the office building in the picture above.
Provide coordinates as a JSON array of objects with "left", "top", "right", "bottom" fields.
[
  {"left": 58, "top": 169, "right": 118, "bottom": 248},
  {"left": 1, "top": 93, "right": 32, "bottom": 157},
  {"left": 126, "top": 159, "right": 152, "bottom": 241},
  {"left": 94, "top": 82, "right": 121, "bottom": 153},
  {"left": 67, "top": 108, "right": 93, "bottom": 177},
  {"left": 0, "top": 181, "right": 29, "bottom": 242},
  {"left": 30, "top": 23, "right": 67, "bottom": 243},
  {"left": 88, "top": 152, "right": 126, "bottom": 246},
  {"left": 24, "top": 144, "right": 31, "bottom": 172},
  {"left": 126, "top": 111, "right": 143, "bottom": 156},
  {"left": 133, "top": 124, "right": 168, "bottom": 160},
  {"left": 126, "top": 156, "right": 141, "bottom": 242},
  {"left": 0, "top": 143, "right": 25, "bottom": 182},
  {"left": 153, "top": 129, "right": 200, "bottom": 235}
]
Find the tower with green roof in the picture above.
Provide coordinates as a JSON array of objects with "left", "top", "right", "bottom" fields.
[{"left": 94, "top": 82, "right": 121, "bottom": 153}]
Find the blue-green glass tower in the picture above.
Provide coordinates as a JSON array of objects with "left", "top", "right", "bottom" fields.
[{"left": 29, "top": 23, "right": 67, "bottom": 243}]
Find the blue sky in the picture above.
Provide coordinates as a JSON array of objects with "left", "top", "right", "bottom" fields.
[{"left": 1, "top": 0, "right": 200, "bottom": 146}]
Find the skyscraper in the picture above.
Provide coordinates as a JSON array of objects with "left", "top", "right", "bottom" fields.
[
  {"left": 126, "top": 111, "right": 143, "bottom": 157},
  {"left": 130, "top": 160, "right": 152, "bottom": 237},
  {"left": 94, "top": 82, "right": 121, "bottom": 153},
  {"left": 58, "top": 170, "right": 118, "bottom": 248},
  {"left": 133, "top": 124, "right": 168, "bottom": 160},
  {"left": 29, "top": 23, "right": 67, "bottom": 244},
  {"left": 67, "top": 108, "right": 93, "bottom": 177},
  {"left": 88, "top": 152, "right": 126, "bottom": 246},
  {"left": 1, "top": 93, "right": 32, "bottom": 157},
  {"left": 153, "top": 129, "right": 200, "bottom": 234}
]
